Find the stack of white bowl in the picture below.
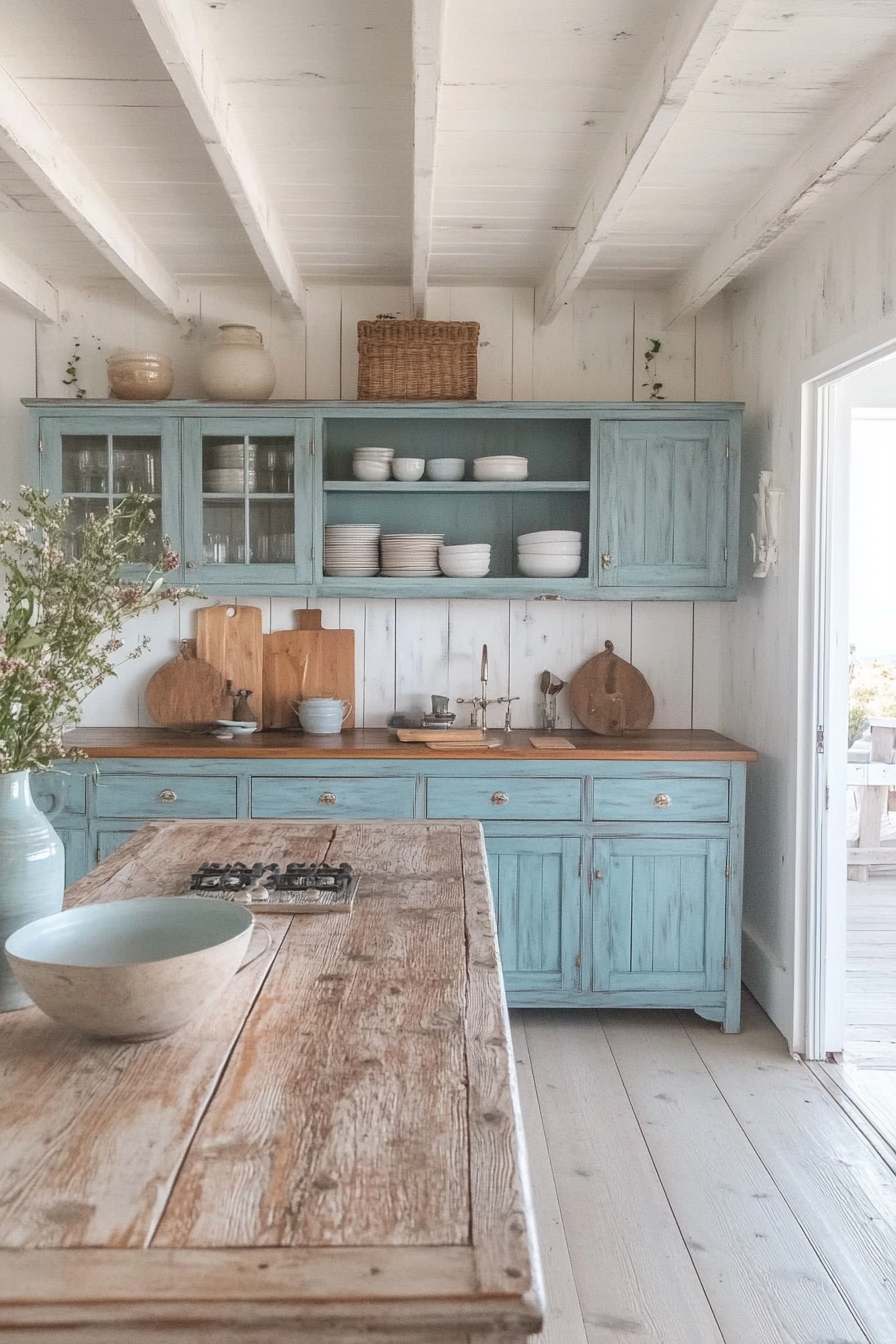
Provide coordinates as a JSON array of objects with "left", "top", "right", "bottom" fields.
[
  {"left": 203, "top": 441, "right": 257, "bottom": 493},
  {"left": 324, "top": 523, "right": 381, "bottom": 577},
  {"left": 380, "top": 533, "right": 444, "bottom": 577},
  {"left": 516, "top": 529, "right": 582, "bottom": 577},
  {"left": 438, "top": 543, "right": 491, "bottom": 578},
  {"left": 353, "top": 446, "right": 393, "bottom": 481},
  {"left": 473, "top": 455, "right": 528, "bottom": 481}
]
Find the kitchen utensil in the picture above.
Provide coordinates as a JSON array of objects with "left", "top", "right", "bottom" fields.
[
  {"left": 215, "top": 719, "right": 257, "bottom": 736},
  {"left": 517, "top": 554, "right": 581, "bottom": 577},
  {"left": 569, "top": 640, "right": 655, "bottom": 735},
  {"left": 196, "top": 605, "right": 264, "bottom": 728},
  {"left": 262, "top": 609, "right": 355, "bottom": 729},
  {"left": 231, "top": 688, "right": 255, "bottom": 722},
  {"left": 106, "top": 352, "right": 173, "bottom": 401},
  {"left": 4, "top": 897, "right": 261, "bottom": 1040},
  {"left": 144, "top": 640, "right": 231, "bottom": 728},
  {"left": 425, "top": 739, "right": 502, "bottom": 750}
]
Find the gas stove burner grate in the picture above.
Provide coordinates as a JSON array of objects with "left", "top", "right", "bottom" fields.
[{"left": 189, "top": 861, "right": 359, "bottom": 913}]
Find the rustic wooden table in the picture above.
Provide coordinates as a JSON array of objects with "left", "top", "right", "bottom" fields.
[{"left": 0, "top": 819, "right": 542, "bottom": 1343}]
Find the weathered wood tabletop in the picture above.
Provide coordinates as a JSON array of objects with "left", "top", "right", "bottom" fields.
[{"left": 0, "top": 819, "right": 543, "bottom": 1343}]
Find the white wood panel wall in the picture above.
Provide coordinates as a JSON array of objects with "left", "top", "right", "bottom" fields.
[{"left": 14, "top": 279, "right": 729, "bottom": 729}]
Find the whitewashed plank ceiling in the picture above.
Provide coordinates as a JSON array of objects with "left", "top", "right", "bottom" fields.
[{"left": 0, "top": 0, "right": 895, "bottom": 322}]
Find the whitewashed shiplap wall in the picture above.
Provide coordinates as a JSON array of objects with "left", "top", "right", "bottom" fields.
[{"left": 21, "top": 280, "right": 732, "bottom": 729}]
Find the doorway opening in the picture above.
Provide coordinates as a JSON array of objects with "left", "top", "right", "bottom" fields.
[{"left": 809, "top": 353, "right": 896, "bottom": 1146}]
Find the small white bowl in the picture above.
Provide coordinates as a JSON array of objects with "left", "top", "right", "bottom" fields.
[
  {"left": 517, "top": 554, "right": 582, "bottom": 578},
  {"left": 517, "top": 530, "right": 582, "bottom": 545},
  {"left": 392, "top": 457, "right": 425, "bottom": 481},
  {"left": 215, "top": 719, "right": 258, "bottom": 735},
  {"left": 426, "top": 458, "right": 465, "bottom": 481},
  {"left": 4, "top": 897, "right": 256, "bottom": 1040},
  {"left": 473, "top": 458, "right": 528, "bottom": 481},
  {"left": 439, "top": 543, "right": 491, "bottom": 556},
  {"left": 517, "top": 543, "right": 582, "bottom": 557},
  {"left": 354, "top": 446, "right": 394, "bottom": 458},
  {"left": 440, "top": 559, "right": 491, "bottom": 577},
  {"left": 353, "top": 461, "right": 391, "bottom": 482}
]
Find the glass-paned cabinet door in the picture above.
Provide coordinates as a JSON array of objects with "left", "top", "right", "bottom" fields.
[
  {"left": 38, "top": 416, "right": 181, "bottom": 575},
  {"left": 182, "top": 418, "right": 313, "bottom": 588}
]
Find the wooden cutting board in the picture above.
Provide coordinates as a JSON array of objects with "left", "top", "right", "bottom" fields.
[
  {"left": 569, "top": 640, "right": 655, "bottom": 735},
  {"left": 397, "top": 728, "right": 484, "bottom": 743},
  {"left": 196, "top": 604, "right": 264, "bottom": 725},
  {"left": 144, "top": 640, "right": 230, "bottom": 728},
  {"left": 263, "top": 609, "right": 355, "bottom": 729}
]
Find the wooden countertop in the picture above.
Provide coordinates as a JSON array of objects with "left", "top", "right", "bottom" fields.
[
  {"left": 65, "top": 726, "right": 757, "bottom": 762},
  {"left": 0, "top": 819, "right": 542, "bottom": 1342}
]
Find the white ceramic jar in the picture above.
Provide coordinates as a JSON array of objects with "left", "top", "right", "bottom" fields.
[{"left": 199, "top": 324, "right": 276, "bottom": 401}]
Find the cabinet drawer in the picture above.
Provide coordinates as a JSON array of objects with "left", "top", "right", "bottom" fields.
[
  {"left": 251, "top": 776, "right": 416, "bottom": 819},
  {"left": 94, "top": 775, "right": 238, "bottom": 818},
  {"left": 427, "top": 777, "right": 581, "bottom": 821},
  {"left": 592, "top": 776, "right": 729, "bottom": 822}
]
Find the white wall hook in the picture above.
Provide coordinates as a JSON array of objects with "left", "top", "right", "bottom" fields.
[{"left": 751, "top": 470, "right": 783, "bottom": 578}]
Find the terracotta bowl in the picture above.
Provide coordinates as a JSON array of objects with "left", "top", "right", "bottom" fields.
[
  {"left": 107, "top": 352, "right": 174, "bottom": 401},
  {"left": 4, "top": 897, "right": 256, "bottom": 1040}
]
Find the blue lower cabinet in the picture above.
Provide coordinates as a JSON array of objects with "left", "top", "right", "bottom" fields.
[
  {"left": 485, "top": 835, "right": 582, "bottom": 997},
  {"left": 54, "top": 828, "right": 89, "bottom": 887},
  {"left": 592, "top": 835, "right": 728, "bottom": 995},
  {"left": 251, "top": 775, "right": 416, "bottom": 819},
  {"left": 96, "top": 829, "right": 142, "bottom": 864}
]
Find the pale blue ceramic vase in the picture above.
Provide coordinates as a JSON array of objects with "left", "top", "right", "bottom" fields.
[{"left": 0, "top": 770, "right": 66, "bottom": 1012}]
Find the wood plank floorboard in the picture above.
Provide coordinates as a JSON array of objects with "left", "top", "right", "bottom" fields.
[
  {"left": 511, "top": 998, "right": 896, "bottom": 1344},
  {"left": 846, "top": 873, "right": 896, "bottom": 1065}
]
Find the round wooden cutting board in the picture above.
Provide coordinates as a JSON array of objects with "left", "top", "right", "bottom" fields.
[
  {"left": 569, "top": 640, "right": 655, "bottom": 735},
  {"left": 144, "top": 640, "right": 231, "bottom": 728}
]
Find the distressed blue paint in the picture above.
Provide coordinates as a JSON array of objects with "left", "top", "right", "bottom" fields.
[
  {"left": 28, "top": 399, "right": 742, "bottom": 601},
  {"left": 251, "top": 775, "right": 416, "bottom": 820},
  {"left": 94, "top": 774, "right": 238, "bottom": 819}
]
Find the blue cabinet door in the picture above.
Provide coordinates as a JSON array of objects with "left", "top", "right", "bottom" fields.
[
  {"left": 597, "top": 419, "right": 732, "bottom": 595},
  {"left": 485, "top": 835, "right": 582, "bottom": 994},
  {"left": 54, "top": 828, "right": 89, "bottom": 887},
  {"left": 592, "top": 836, "right": 728, "bottom": 992}
]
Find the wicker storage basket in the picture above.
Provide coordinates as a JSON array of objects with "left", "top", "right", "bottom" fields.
[{"left": 357, "top": 319, "right": 479, "bottom": 400}]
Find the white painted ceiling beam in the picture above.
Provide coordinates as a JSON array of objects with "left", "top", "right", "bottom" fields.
[
  {"left": 132, "top": 0, "right": 305, "bottom": 316},
  {"left": 0, "top": 60, "right": 182, "bottom": 320},
  {"left": 0, "top": 238, "right": 58, "bottom": 323},
  {"left": 665, "top": 59, "right": 896, "bottom": 324},
  {"left": 534, "top": 0, "right": 746, "bottom": 325},
  {"left": 412, "top": 0, "right": 446, "bottom": 317}
]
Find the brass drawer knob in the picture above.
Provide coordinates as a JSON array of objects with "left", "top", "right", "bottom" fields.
[
  {"left": 490, "top": 791, "right": 509, "bottom": 806},
  {"left": 601, "top": 552, "right": 612, "bottom": 569},
  {"left": 654, "top": 792, "right": 672, "bottom": 808},
  {"left": 318, "top": 792, "right": 337, "bottom": 806},
  {"left": 158, "top": 788, "right": 177, "bottom": 804}
]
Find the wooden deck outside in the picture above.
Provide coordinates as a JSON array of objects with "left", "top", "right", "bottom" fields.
[{"left": 846, "top": 868, "right": 896, "bottom": 1065}]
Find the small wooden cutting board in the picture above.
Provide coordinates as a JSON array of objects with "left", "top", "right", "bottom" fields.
[
  {"left": 263, "top": 609, "right": 355, "bottom": 729},
  {"left": 396, "top": 728, "right": 485, "bottom": 743},
  {"left": 144, "top": 640, "right": 230, "bottom": 728},
  {"left": 196, "top": 604, "right": 264, "bottom": 725}
]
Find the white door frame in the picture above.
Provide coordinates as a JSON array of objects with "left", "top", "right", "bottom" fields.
[{"left": 802, "top": 350, "right": 896, "bottom": 1059}]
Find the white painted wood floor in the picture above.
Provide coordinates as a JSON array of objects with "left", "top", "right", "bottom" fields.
[{"left": 511, "top": 997, "right": 896, "bottom": 1344}]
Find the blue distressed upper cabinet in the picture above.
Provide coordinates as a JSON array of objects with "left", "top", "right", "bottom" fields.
[
  {"left": 597, "top": 417, "right": 738, "bottom": 599},
  {"left": 28, "top": 399, "right": 742, "bottom": 599},
  {"left": 181, "top": 417, "right": 314, "bottom": 592}
]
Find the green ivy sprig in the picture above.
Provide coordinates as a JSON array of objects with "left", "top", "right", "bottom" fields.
[{"left": 642, "top": 337, "right": 665, "bottom": 400}]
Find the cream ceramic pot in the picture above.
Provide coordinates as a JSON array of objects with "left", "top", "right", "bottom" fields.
[{"left": 199, "top": 324, "right": 276, "bottom": 401}]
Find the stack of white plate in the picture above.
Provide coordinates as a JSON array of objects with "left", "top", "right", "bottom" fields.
[
  {"left": 324, "top": 523, "right": 381, "bottom": 577},
  {"left": 516, "top": 529, "right": 582, "bottom": 577},
  {"left": 203, "top": 441, "right": 257, "bottom": 492},
  {"left": 353, "top": 446, "right": 394, "bottom": 481},
  {"left": 473, "top": 455, "right": 528, "bottom": 481},
  {"left": 438, "top": 543, "right": 491, "bottom": 578},
  {"left": 380, "top": 532, "right": 444, "bottom": 577}
]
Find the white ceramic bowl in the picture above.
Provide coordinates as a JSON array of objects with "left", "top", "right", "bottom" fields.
[
  {"left": 215, "top": 719, "right": 257, "bottom": 735},
  {"left": 353, "top": 461, "right": 391, "bottom": 482},
  {"left": 439, "top": 543, "right": 491, "bottom": 556},
  {"left": 392, "top": 457, "right": 425, "bottom": 481},
  {"left": 517, "top": 554, "right": 582, "bottom": 577},
  {"left": 4, "top": 897, "right": 256, "bottom": 1040},
  {"left": 426, "top": 458, "right": 465, "bottom": 481},
  {"left": 517, "top": 542, "right": 582, "bottom": 557},
  {"left": 354, "top": 446, "right": 394, "bottom": 458},
  {"left": 473, "top": 458, "right": 528, "bottom": 481},
  {"left": 439, "top": 558, "right": 491, "bottom": 577},
  {"left": 517, "top": 530, "right": 582, "bottom": 545}
]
